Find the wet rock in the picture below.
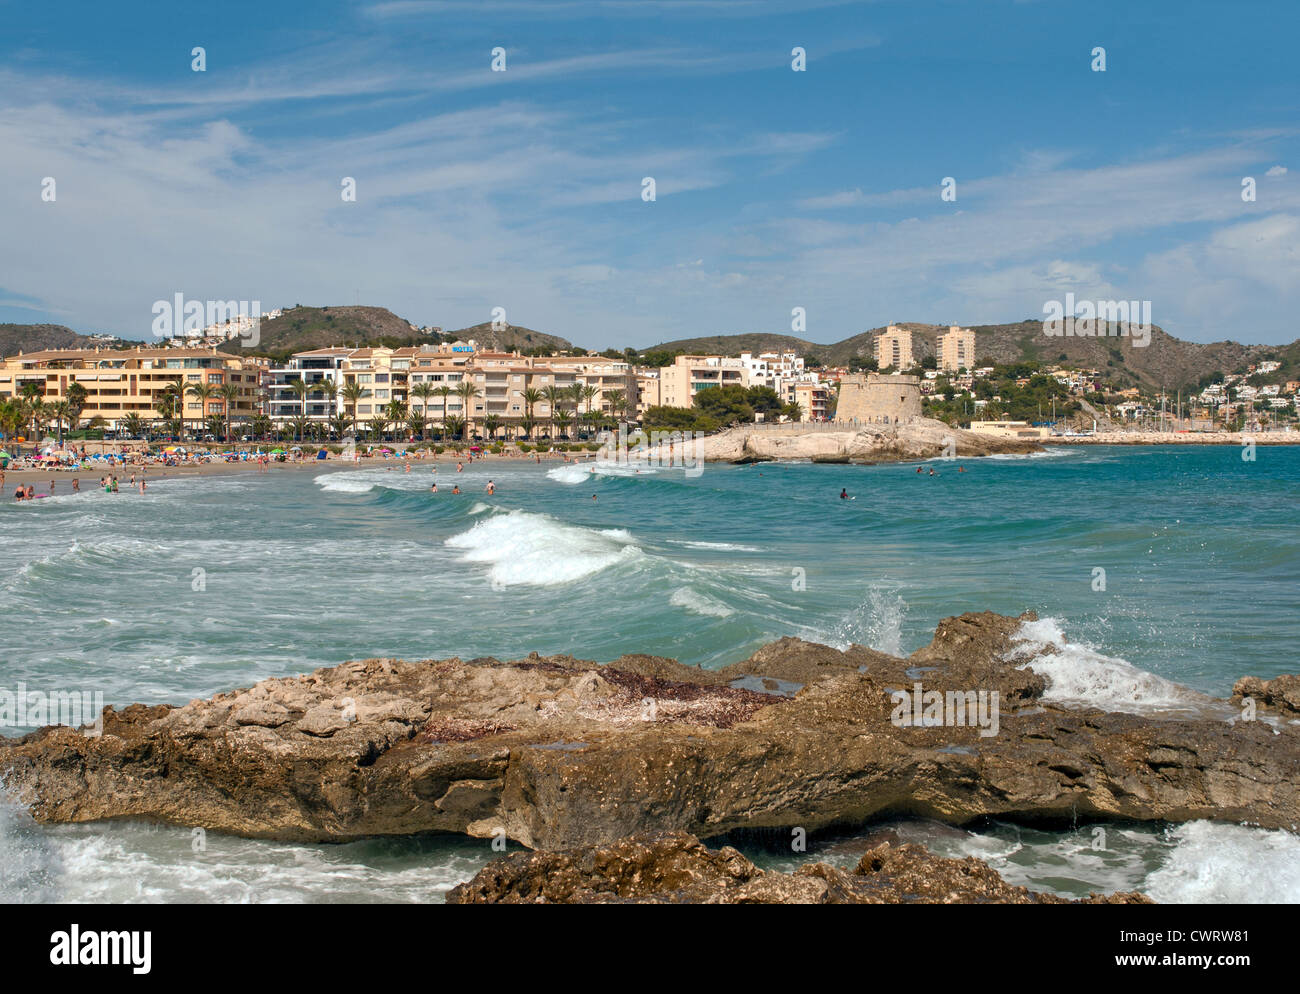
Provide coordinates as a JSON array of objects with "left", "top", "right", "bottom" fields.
[
  {"left": 445, "top": 831, "right": 1152, "bottom": 904},
  {"left": 2, "top": 612, "right": 1296, "bottom": 848}
]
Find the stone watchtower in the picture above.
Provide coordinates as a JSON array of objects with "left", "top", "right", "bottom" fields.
[{"left": 835, "top": 373, "right": 922, "bottom": 424}]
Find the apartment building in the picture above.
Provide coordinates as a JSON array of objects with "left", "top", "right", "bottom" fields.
[
  {"left": 874, "top": 325, "right": 915, "bottom": 371},
  {"left": 262, "top": 339, "right": 638, "bottom": 436},
  {"left": 783, "top": 379, "right": 832, "bottom": 422},
  {"left": 656, "top": 355, "right": 749, "bottom": 408},
  {"left": 935, "top": 326, "right": 975, "bottom": 373},
  {"left": 0, "top": 347, "right": 264, "bottom": 429},
  {"left": 267, "top": 347, "right": 351, "bottom": 423},
  {"left": 739, "top": 351, "right": 805, "bottom": 389}
]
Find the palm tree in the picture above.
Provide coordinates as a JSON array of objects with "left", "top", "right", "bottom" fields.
[
  {"left": 410, "top": 382, "right": 436, "bottom": 441},
  {"left": 0, "top": 398, "right": 24, "bottom": 442},
  {"left": 522, "top": 387, "right": 542, "bottom": 425},
  {"left": 327, "top": 412, "right": 352, "bottom": 442},
  {"left": 433, "top": 385, "right": 453, "bottom": 439},
  {"left": 553, "top": 409, "right": 573, "bottom": 441},
  {"left": 443, "top": 414, "right": 465, "bottom": 441},
  {"left": 250, "top": 414, "right": 273, "bottom": 441},
  {"left": 579, "top": 384, "right": 600, "bottom": 437},
  {"left": 286, "top": 379, "right": 311, "bottom": 441},
  {"left": 455, "top": 380, "right": 481, "bottom": 442},
  {"left": 185, "top": 381, "right": 214, "bottom": 440},
  {"left": 369, "top": 415, "right": 390, "bottom": 442},
  {"left": 218, "top": 383, "right": 239, "bottom": 441},
  {"left": 49, "top": 400, "right": 73, "bottom": 445},
  {"left": 385, "top": 398, "right": 409, "bottom": 437},
  {"left": 340, "top": 379, "right": 367, "bottom": 424},
  {"left": 405, "top": 410, "right": 425, "bottom": 441},
  {"left": 542, "top": 384, "right": 564, "bottom": 440},
  {"left": 483, "top": 413, "right": 502, "bottom": 442},
  {"left": 122, "top": 412, "right": 145, "bottom": 439},
  {"left": 604, "top": 388, "right": 627, "bottom": 423},
  {"left": 519, "top": 415, "right": 536, "bottom": 440}
]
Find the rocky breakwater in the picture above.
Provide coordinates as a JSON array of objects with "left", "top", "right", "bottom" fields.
[
  {"left": 1, "top": 612, "right": 1297, "bottom": 850},
  {"left": 671, "top": 417, "right": 1042, "bottom": 463}
]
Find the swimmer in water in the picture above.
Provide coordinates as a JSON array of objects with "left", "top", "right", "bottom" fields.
[
  {"left": 928, "top": 468, "right": 936, "bottom": 476},
  {"left": 916, "top": 466, "right": 924, "bottom": 474},
  {"left": 591, "top": 494, "right": 597, "bottom": 501},
  {"left": 456, "top": 462, "right": 463, "bottom": 472},
  {"left": 840, "top": 488, "right": 849, "bottom": 499},
  {"left": 431, "top": 482, "right": 438, "bottom": 493},
  {"left": 452, "top": 485, "right": 461, "bottom": 494},
  {"left": 486, "top": 480, "right": 495, "bottom": 495}
]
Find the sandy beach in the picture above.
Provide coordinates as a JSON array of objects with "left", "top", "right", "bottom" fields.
[{"left": 0, "top": 445, "right": 593, "bottom": 489}]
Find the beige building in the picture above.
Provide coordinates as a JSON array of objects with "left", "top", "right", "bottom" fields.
[
  {"left": 0, "top": 347, "right": 265, "bottom": 430},
  {"left": 936, "top": 326, "right": 975, "bottom": 373},
  {"left": 968, "top": 420, "right": 1046, "bottom": 440},
  {"left": 656, "top": 355, "right": 749, "bottom": 409},
  {"left": 783, "top": 380, "right": 832, "bottom": 422},
  {"left": 874, "top": 325, "right": 915, "bottom": 371},
  {"left": 280, "top": 341, "right": 639, "bottom": 437},
  {"left": 635, "top": 373, "right": 661, "bottom": 419}
]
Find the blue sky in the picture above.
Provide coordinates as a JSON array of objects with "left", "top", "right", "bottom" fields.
[{"left": 2, "top": 0, "right": 1297, "bottom": 347}]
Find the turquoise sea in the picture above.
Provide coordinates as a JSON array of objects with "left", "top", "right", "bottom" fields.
[{"left": 2, "top": 445, "right": 1299, "bottom": 902}]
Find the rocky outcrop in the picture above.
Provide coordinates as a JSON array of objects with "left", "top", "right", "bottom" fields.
[
  {"left": 1232, "top": 674, "right": 1300, "bottom": 716},
  {"left": 446, "top": 831, "right": 1151, "bottom": 904},
  {"left": 2, "top": 611, "right": 1297, "bottom": 848},
  {"left": 664, "top": 418, "right": 1041, "bottom": 463}
]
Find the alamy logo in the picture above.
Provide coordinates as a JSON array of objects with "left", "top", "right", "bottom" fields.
[
  {"left": 1042, "top": 294, "right": 1151, "bottom": 347},
  {"left": 50, "top": 926, "right": 151, "bottom": 974},
  {"left": 151, "top": 294, "right": 262, "bottom": 346},
  {"left": 595, "top": 424, "right": 705, "bottom": 477},
  {"left": 890, "top": 683, "right": 1000, "bottom": 737},
  {"left": 0, "top": 684, "right": 103, "bottom": 737}
]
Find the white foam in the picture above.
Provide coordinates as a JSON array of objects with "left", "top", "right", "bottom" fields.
[
  {"left": 1146, "top": 822, "right": 1300, "bottom": 903},
  {"left": 1007, "top": 617, "right": 1211, "bottom": 713},
  {"left": 546, "top": 464, "right": 595, "bottom": 485},
  {"left": 0, "top": 796, "right": 63, "bottom": 902},
  {"left": 820, "top": 585, "right": 909, "bottom": 656},
  {"left": 314, "top": 472, "right": 376, "bottom": 493},
  {"left": 445, "top": 509, "right": 641, "bottom": 587},
  {"left": 669, "top": 540, "right": 761, "bottom": 553},
  {"left": 983, "top": 448, "right": 1077, "bottom": 460},
  {"left": 669, "top": 586, "right": 734, "bottom": 618}
]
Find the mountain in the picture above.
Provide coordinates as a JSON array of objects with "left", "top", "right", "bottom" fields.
[
  {"left": 645, "top": 322, "right": 1300, "bottom": 392},
  {"left": 443, "top": 322, "right": 573, "bottom": 354},
  {"left": 219, "top": 305, "right": 429, "bottom": 358},
  {"left": 1, "top": 323, "right": 141, "bottom": 356},
  {"left": 218, "top": 307, "right": 575, "bottom": 359}
]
